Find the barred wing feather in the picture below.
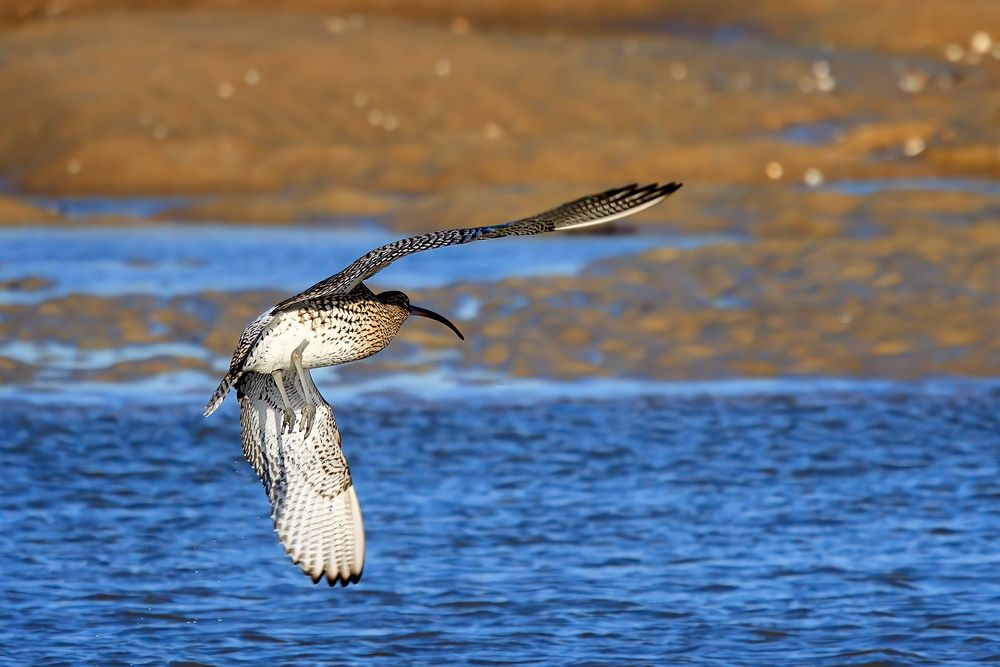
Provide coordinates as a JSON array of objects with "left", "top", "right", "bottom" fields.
[
  {"left": 237, "top": 371, "right": 365, "bottom": 586},
  {"left": 275, "top": 181, "right": 681, "bottom": 308}
]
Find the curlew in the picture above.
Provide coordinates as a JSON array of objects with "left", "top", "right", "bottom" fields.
[{"left": 205, "top": 182, "right": 682, "bottom": 585}]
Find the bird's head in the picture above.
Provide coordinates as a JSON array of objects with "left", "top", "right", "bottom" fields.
[{"left": 377, "top": 290, "right": 465, "bottom": 340}]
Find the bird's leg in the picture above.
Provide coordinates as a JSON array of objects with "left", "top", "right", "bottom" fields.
[
  {"left": 291, "top": 342, "right": 317, "bottom": 435},
  {"left": 271, "top": 369, "right": 296, "bottom": 433}
]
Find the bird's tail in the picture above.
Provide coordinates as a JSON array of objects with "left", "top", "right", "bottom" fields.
[{"left": 204, "top": 372, "right": 237, "bottom": 417}]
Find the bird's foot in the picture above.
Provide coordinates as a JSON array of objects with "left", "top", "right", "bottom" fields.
[
  {"left": 300, "top": 405, "right": 317, "bottom": 436},
  {"left": 281, "top": 408, "right": 296, "bottom": 434}
]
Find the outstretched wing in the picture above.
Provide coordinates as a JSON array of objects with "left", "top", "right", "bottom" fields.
[
  {"left": 237, "top": 371, "right": 365, "bottom": 586},
  {"left": 275, "top": 181, "right": 681, "bottom": 309}
]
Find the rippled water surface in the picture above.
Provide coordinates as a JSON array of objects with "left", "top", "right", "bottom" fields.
[{"left": 2, "top": 385, "right": 999, "bottom": 665}]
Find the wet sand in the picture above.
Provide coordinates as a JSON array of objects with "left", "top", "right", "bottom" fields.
[
  {"left": 0, "top": 1, "right": 997, "bottom": 385},
  {"left": 2, "top": 220, "right": 996, "bottom": 385}
]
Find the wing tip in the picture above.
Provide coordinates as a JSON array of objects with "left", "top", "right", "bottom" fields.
[
  {"left": 648, "top": 180, "right": 684, "bottom": 203},
  {"left": 296, "top": 550, "right": 364, "bottom": 586},
  {"left": 622, "top": 180, "right": 684, "bottom": 208},
  {"left": 606, "top": 180, "right": 682, "bottom": 198},
  {"left": 304, "top": 565, "right": 364, "bottom": 587},
  {"left": 556, "top": 180, "right": 683, "bottom": 231},
  {"left": 321, "top": 569, "right": 364, "bottom": 587},
  {"left": 631, "top": 181, "right": 683, "bottom": 198}
]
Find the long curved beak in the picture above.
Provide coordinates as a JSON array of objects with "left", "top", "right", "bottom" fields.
[{"left": 409, "top": 304, "right": 465, "bottom": 340}]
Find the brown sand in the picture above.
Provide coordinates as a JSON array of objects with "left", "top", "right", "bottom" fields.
[{"left": 0, "top": 2, "right": 997, "bottom": 223}]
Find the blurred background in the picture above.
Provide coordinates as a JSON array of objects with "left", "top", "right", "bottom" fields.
[
  {"left": 1, "top": 1, "right": 999, "bottom": 664},
  {"left": 1, "top": 0, "right": 997, "bottom": 387}
]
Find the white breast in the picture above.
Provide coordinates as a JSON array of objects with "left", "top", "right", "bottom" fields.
[
  {"left": 243, "top": 310, "right": 388, "bottom": 374},
  {"left": 242, "top": 314, "right": 310, "bottom": 374}
]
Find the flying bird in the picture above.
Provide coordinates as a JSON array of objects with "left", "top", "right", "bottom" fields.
[{"left": 205, "top": 182, "right": 682, "bottom": 585}]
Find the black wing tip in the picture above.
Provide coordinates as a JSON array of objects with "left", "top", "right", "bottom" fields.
[
  {"left": 311, "top": 570, "right": 363, "bottom": 587},
  {"left": 634, "top": 181, "right": 683, "bottom": 196},
  {"left": 332, "top": 570, "right": 363, "bottom": 587},
  {"left": 292, "top": 551, "right": 364, "bottom": 588},
  {"left": 301, "top": 562, "right": 364, "bottom": 587},
  {"left": 603, "top": 181, "right": 682, "bottom": 200}
]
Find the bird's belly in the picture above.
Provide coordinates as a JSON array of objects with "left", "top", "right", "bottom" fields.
[
  {"left": 299, "top": 338, "right": 384, "bottom": 368},
  {"left": 245, "top": 312, "right": 387, "bottom": 373}
]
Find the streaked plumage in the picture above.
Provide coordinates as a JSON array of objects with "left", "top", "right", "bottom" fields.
[
  {"left": 206, "top": 181, "right": 682, "bottom": 585},
  {"left": 238, "top": 370, "right": 364, "bottom": 585}
]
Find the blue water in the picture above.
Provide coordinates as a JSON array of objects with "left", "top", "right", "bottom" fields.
[
  {"left": 0, "top": 225, "right": 736, "bottom": 304},
  {"left": 27, "top": 195, "right": 205, "bottom": 219},
  {"left": 2, "top": 384, "right": 998, "bottom": 664}
]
